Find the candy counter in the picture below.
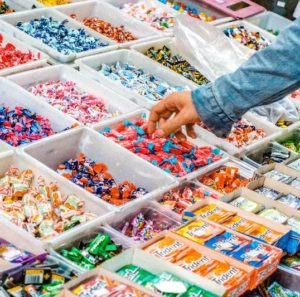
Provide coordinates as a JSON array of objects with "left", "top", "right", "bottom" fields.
[{"left": 0, "top": 0, "right": 300, "bottom": 296}]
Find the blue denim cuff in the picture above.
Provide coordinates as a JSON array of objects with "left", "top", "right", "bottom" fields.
[{"left": 191, "top": 85, "right": 234, "bottom": 137}]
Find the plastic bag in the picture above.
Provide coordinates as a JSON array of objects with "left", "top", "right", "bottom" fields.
[
  {"left": 174, "top": 14, "right": 252, "bottom": 81},
  {"left": 252, "top": 97, "right": 300, "bottom": 124}
]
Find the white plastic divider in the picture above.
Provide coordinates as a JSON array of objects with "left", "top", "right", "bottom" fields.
[
  {"left": 246, "top": 11, "right": 292, "bottom": 34},
  {"left": 23, "top": 126, "right": 177, "bottom": 211},
  {"left": 104, "top": 200, "right": 182, "bottom": 246},
  {"left": 0, "top": 78, "right": 80, "bottom": 149},
  {"left": 49, "top": 223, "right": 134, "bottom": 273},
  {"left": 217, "top": 20, "right": 277, "bottom": 55},
  {"left": 0, "top": 151, "right": 113, "bottom": 248},
  {"left": 242, "top": 141, "right": 299, "bottom": 169},
  {"left": 130, "top": 36, "right": 214, "bottom": 83},
  {"left": 0, "top": 7, "right": 119, "bottom": 63},
  {"left": 94, "top": 109, "right": 229, "bottom": 181},
  {"left": 76, "top": 49, "right": 198, "bottom": 109},
  {"left": 7, "top": 65, "right": 140, "bottom": 126},
  {"left": 56, "top": 1, "right": 162, "bottom": 48},
  {"left": 195, "top": 112, "right": 282, "bottom": 157},
  {"left": 0, "top": 30, "right": 49, "bottom": 76}
]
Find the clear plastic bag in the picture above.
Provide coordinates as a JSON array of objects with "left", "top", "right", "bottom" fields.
[
  {"left": 252, "top": 97, "right": 300, "bottom": 124},
  {"left": 174, "top": 14, "right": 252, "bottom": 81}
]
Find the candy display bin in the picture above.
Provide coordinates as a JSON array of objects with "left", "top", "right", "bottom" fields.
[
  {"left": 49, "top": 223, "right": 134, "bottom": 273},
  {"left": 0, "top": 77, "right": 80, "bottom": 149},
  {"left": 95, "top": 109, "right": 229, "bottom": 181},
  {"left": 0, "top": 8, "right": 119, "bottom": 63},
  {"left": 0, "top": 31, "right": 49, "bottom": 76},
  {"left": 246, "top": 11, "right": 292, "bottom": 35},
  {"left": 76, "top": 49, "right": 198, "bottom": 109},
  {"left": 243, "top": 141, "right": 299, "bottom": 169},
  {"left": 0, "top": 151, "right": 112, "bottom": 247},
  {"left": 105, "top": 201, "right": 182, "bottom": 245},
  {"left": 7, "top": 65, "right": 140, "bottom": 126},
  {"left": 195, "top": 112, "right": 281, "bottom": 157},
  {"left": 23, "top": 126, "right": 177, "bottom": 211},
  {"left": 56, "top": 1, "right": 162, "bottom": 48},
  {"left": 0, "top": 0, "right": 32, "bottom": 14}
]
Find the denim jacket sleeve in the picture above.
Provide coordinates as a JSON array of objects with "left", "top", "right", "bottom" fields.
[{"left": 192, "top": 17, "right": 300, "bottom": 137}]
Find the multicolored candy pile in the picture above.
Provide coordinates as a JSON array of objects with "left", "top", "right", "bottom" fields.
[
  {"left": 100, "top": 62, "right": 187, "bottom": 102},
  {"left": 60, "top": 232, "right": 124, "bottom": 270},
  {"left": 0, "top": 0, "right": 13, "bottom": 14},
  {"left": 145, "top": 46, "right": 209, "bottom": 85},
  {"left": 16, "top": 17, "right": 109, "bottom": 55},
  {"left": 223, "top": 25, "right": 271, "bottom": 51},
  {"left": 100, "top": 117, "right": 223, "bottom": 177},
  {"left": 56, "top": 153, "right": 148, "bottom": 206},
  {"left": 0, "top": 34, "right": 40, "bottom": 70},
  {"left": 160, "top": 185, "right": 219, "bottom": 214},
  {"left": 121, "top": 1, "right": 175, "bottom": 33},
  {"left": 37, "top": 0, "right": 71, "bottom": 5},
  {"left": 0, "top": 256, "right": 78, "bottom": 297},
  {"left": 119, "top": 211, "right": 178, "bottom": 242},
  {"left": 280, "top": 134, "right": 300, "bottom": 152},
  {"left": 199, "top": 166, "right": 250, "bottom": 194},
  {"left": 0, "top": 167, "right": 96, "bottom": 239},
  {"left": 158, "top": 0, "right": 217, "bottom": 22},
  {"left": 28, "top": 80, "right": 117, "bottom": 125},
  {"left": 71, "top": 274, "right": 152, "bottom": 297},
  {"left": 0, "top": 105, "right": 55, "bottom": 146}
]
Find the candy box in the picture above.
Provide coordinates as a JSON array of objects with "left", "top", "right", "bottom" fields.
[
  {"left": 0, "top": 31, "right": 48, "bottom": 76},
  {"left": 60, "top": 267, "right": 157, "bottom": 297},
  {"left": 8, "top": 64, "right": 139, "bottom": 126},
  {"left": 0, "top": 151, "right": 112, "bottom": 246},
  {"left": 0, "top": 8, "right": 118, "bottom": 63},
  {"left": 23, "top": 127, "right": 176, "bottom": 210},
  {"left": 95, "top": 109, "right": 228, "bottom": 181},
  {"left": 76, "top": 49, "right": 197, "bottom": 109},
  {"left": 106, "top": 201, "right": 182, "bottom": 244},
  {"left": 56, "top": 1, "right": 161, "bottom": 47},
  {"left": 101, "top": 248, "right": 225, "bottom": 296},
  {"left": 49, "top": 224, "right": 133, "bottom": 273},
  {"left": 141, "top": 231, "right": 253, "bottom": 296}
]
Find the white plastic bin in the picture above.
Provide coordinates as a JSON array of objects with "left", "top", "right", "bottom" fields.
[
  {"left": 94, "top": 109, "right": 229, "bottom": 181},
  {"left": 246, "top": 11, "right": 292, "bottom": 35},
  {"left": 0, "top": 30, "right": 48, "bottom": 76},
  {"left": 0, "top": 8, "right": 118, "bottom": 63},
  {"left": 0, "top": 151, "right": 112, "bottom": 248},
  {"left": 7, "top": 65, "right": 140, "bottom": 126},
  {"left": 56, "top": 1, "right": 162, "bottom": 47},
  {"left": 23, "top": 127, "right": 177, "bottom": 211},
  {"left": 76, "top": 49, "right": 197, "bottom": 109},
  {"left": 0, "top": 0, "right": 31, "bottom": 14},
  {"left": 0, "top": 78, "right": 80, "bottom": 148},
  {"left": 217, "top": 20, "right": 276, "bottom": 54},
  {"left": 10, "top": 0, "right": 89, "bottom": 9},
  {"left": 49, "top": 224, "right": 134, "bottom": 273},
  {"left": 195, "top": 112, "right": 281, "bottom": 157},
  {"left": 131, "top": 37, "right": 213, "bottom": 84}
]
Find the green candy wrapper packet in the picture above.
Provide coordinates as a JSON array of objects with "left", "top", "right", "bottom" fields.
[
  {"left": 268, "top": 282, "right": 300, "bottom": 297},
  {"left": 180, "top": 285, "right": 219, "bottom": 297}
]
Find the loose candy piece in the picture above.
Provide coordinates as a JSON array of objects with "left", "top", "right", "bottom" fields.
[
  {"left": 38, "top": 0, "right": 71, "bottom": 5},
  {"left": 57, "top": 153, "right": 148, "bottom": 206},
  {"left": 160, "top": 185, "right": 219, "bottom": 215},
  {"left": 281, "top": 254, "right": 300, "bottom": 272},
  {"left": 100, "top": 62, "right": 187, "bottom": 102},
  {"left": 0, "top": 1, "right": 13, "bottom": 14},
  {"left": 278, "top": 194, "right": 300, "bottom": 209},
  {"left": 28, "top": 80, "right": 118, "bottom": 125},
  {"left": 288, "top": 159, "right": 300, "bottom": 171},
  {"left": 0, "top": 166, "right": 96, "bottom": 239},
  {"left": 121, "top": 1, "right": 175, "bottom": 33},
  {"left": 199, "top": 166, "right": 249, "bottom": 194},
  {"left": 261, "top": 145, "right": 290, "bottom": 165},
  {"left": 289, "top": 177, "right": 300, "bottom": 190},
  {"left": 264, "top": 169, "right": 293, "bottom": 183},
  {"left": 230, "top": 196, "right": 263, "bottom": 213},
  {"left": 100, "top": 117, "right": 223, "bottom": 177},
  {"left": 268, "top": 282, "right": 300, "bottom": 297},
  {"left": 158, "top": 0, "right": 216, "bottom": 22},
  {"left": 193, "top": 204, "right": 235, "bottom": 223},
  {"left": 223, "top": 25, "right": 271, "bottom": 51},
  {"left": 255, "top": 186, "right": 280, "bottom": 200},
  {"left": 287, "top": 217, "right": 300, "bottom": 233},
  {"left": 60, "top": 232, "right": 124, "bottom": 270},
  {"left": 145, "top": 46, "right": 209, "bottom": 85},
  {"left": 16, "top": 17, "right": 108, "bottom": 55},
  {"left": 0, "top": 34, "right": 40, "bottom": 70},
  {"left": 259, "top": 208, "right": 289, "bottom": 224},
  {"left": 0, "top": 105, "right": 55, "bottom": 146}
]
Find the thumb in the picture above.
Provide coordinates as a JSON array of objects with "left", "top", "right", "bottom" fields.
[{"left": 159, "top": 112, "right": 189, "bottom": 137}]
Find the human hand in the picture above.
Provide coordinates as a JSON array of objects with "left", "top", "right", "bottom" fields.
[{"left": 148, "top": 91, "right": 200, "bottom": 139}]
